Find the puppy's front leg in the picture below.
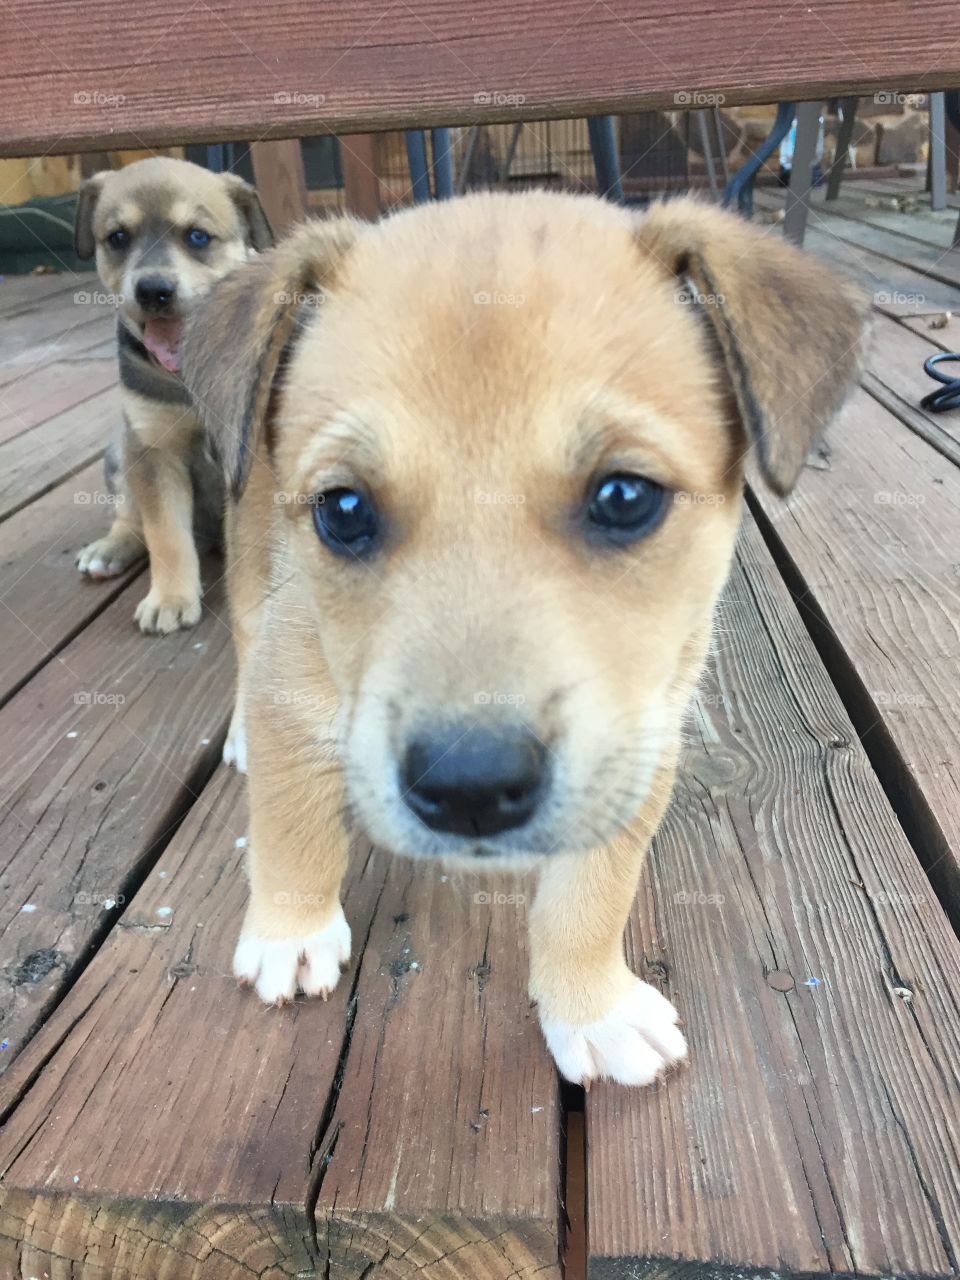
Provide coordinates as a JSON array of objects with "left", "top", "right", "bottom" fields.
[
  {"left": 234, "top": 691, "right": 351, "bottom": 1005},
  {"left": 529, "top": 762, "right": 687, "bottom": 1088},
  {"left": 127, "top": 444, "right": 202, "bottom": 634}
]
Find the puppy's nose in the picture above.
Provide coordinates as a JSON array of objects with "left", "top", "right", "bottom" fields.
[
  {"left": 134, "top": 276, "right": 176, "bottom": 313},
  {"left": 402, "top": 725, "right": 546, "bottom": 838}
]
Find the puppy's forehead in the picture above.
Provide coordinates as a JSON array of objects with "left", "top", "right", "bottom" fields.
[
  {"left": 95, "top": 160, "right": 239, "bottom": 231},
  {"left": 290, "top": 195, "right": 728, "bottom": 485}
]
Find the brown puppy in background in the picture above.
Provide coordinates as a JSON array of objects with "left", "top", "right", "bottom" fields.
[
  {"left": 74, "top": 156, "right": 273, "bottom": 633},
  {"left": 183, "top": 193, "right": 866, "bottom": 1087}
]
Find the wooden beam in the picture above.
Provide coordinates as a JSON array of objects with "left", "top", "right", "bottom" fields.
[
  {"left": 249, "top": 139, "right": 308, "bottom": 234},
  {"left": 339, "top": 133, "right": 383, "bottom": 219},
  {"left": 4, "top": 1, "right": 960, "bottom": 156}
]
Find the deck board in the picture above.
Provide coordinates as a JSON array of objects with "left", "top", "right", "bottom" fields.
[
  {"left": 0, "top": 459, "right": 144, "bottom": 704},
  {"left": 587, "top": 517, "right": 960, "bottom": 1278},
  {"left": 0, "top": 769, "right": 561, "bottom": 1279},
  {"left": 750, "top": 386, "right": 960, "bottom": 907},
  {"left": 0, "top": 566, "right": 232, "bottom": 1067}
]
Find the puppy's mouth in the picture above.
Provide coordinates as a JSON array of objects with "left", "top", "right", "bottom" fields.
[{"left": 141, "top": 318, "right": 184, "bottom": 373}]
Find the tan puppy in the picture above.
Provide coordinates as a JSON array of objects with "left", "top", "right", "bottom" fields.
[
  {"left": 183, "top": 193, "right": 866, "bottom": 1087},
  {"left": 74, "top": 156, "right": 273, "bottom": 633}
]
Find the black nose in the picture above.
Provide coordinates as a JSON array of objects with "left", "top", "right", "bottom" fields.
[
  {"left": 402, "top": 725, "right": 546, "bottom": 838},
  {"left": 134, "top": 276, "right": 176, "bottom": 312}
]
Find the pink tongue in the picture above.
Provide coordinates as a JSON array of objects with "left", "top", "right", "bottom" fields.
[{"left": 142, "top": 318, "right": 184, "bottom": 373}]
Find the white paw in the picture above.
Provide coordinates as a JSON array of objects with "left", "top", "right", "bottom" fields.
[
  {"left": 223, "top": 705, "right": 247, "bottom": 773},
  {"left": 233, "top": 907, "right": 351, "bottom": 1005},
  {"left": 77, "top": 534, "right": 143, "bottom": 579},
  {"left": 540, "top": 980, "right": 687, "bottom": 1088},
  {"left": 134, "top": 589, "right": 202, "bottom": 634}
]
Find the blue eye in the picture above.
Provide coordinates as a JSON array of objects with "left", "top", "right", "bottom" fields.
[
  {"left": 313, "top": 488, "right": 379, "bottom": 557},
  {"left": 587, "top": 473, "right": 668, "bottom": 543},
  {"left": 185, "top": 227, "right": 211, "bottom": 248},
  {"left": 107, "top": 228, "right": 130, "bottom": 250}
]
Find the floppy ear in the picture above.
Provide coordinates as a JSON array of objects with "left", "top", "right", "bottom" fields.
[
  {"left": 181, "top": 217, "right": 361, "bottom": 498},
  {"left": 74, "top": 173, "right": 106, "bottom": 259},
  {"left": 635, "top": 198, "right": 869, "bottom": 494},
  {"left": 221, "top": 173, "right": 275, "bottom": 252}
]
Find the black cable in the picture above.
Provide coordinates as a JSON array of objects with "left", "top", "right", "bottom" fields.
[{"left": 920, "top": 352, "right": 960, "bottom": 413}]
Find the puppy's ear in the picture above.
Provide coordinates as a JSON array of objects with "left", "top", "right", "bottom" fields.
[
  {"left": 635, "top": 198, "right": 868, "bottom": 494},
  {"left": 74, "top": 173, "right": 106, "bottom": 259},
  {"left": 181, "top": 217, "right": 361, "bottom": 498},
  {"left": 221, "top": 173, "right": 275, "bottom": 252}
]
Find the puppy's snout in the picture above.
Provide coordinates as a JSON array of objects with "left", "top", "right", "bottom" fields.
[
  {"left": 402, "top": 724, "right": 546, "bottom": 839},
  {"left": 134, "top": 275, "right": 177, "bottom": 313}
]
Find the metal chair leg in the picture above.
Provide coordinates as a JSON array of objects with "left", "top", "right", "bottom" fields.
[
  {"left": 430, "top": 128, "right": 454, "bottom": 199},
  {"left": 405, "top": 131, "right": 432, "bottom": 203},
  {"left": 783, "top": 101, "right": 821, "bottom": 246},
  {"left": 587, "top": 116, "right": 624, "bottom": 202},
  {"left": 724, "top": 101, "right": 795, "bottom": 217},
  {"left": 930, "top": 91, "right": 948, "bottom": 211},
  {"left": 826, "top": 96, "right": 857, "bottom": 200},
  {"left": 696, "top": 110, "right": 721, "bottom": 201}
]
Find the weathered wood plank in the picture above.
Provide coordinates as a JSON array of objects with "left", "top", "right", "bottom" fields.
[
  {"left": 0, "top": 773, "right": 561, "bottom": 1278},
  {"left": 588, "top": 516, "right": 960, "bottom": 1277},
  {"left": 4, "top": 2, "right": 960, "bottom": 155},
  {"left": 0, "top": 357, "right": 116, "bottom": 443},
  {"left": 0, "top": 384, "right": 119, "bottom": 521},
  {"left": 0, "top": 567, "right": 233, "bottom": 1067},
  {"left": 0, "top": 459, "right": 144, "bottom": 705},
  {"left": 750, "top": 386, "right": 960, "bottom": 905},
  {"left": 0, "top": 273, "right": 95, "bottom": 316}
]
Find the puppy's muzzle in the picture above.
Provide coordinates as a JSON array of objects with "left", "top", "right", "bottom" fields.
[
  {"left": 134, "top": 275, "right": 177, "bottom": 315},
  {"left": 402, "top": 723, "right": 547, "bottom": 838}
]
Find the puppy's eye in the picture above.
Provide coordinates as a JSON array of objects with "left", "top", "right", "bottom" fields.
[
  {"left": 106, "top": 228, "right": 130, "bottom": 250},
  {"left": 185, "top": 227, "right": 211, "bottom": 248},
  {"left": 313, "top": 488, "right": 379, "bottom": 557},
  {"left": 587, "top": 472, "right": 667, "bottom": 542}
]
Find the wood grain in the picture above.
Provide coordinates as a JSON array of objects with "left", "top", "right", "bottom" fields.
[
  {"left": 861, "top": 312, "right": 960, "bottom": 464},
  {"left": 750, "top": 387, "right": 960, "bottom": 906},
  {"left": 0, "top": 357, "right": 117, "bottom": 443},
  {"left": 0, "top": 566, "right": 233, "bottom": 1068},
  {"left": 0, "top": 460, "right": 144, "bottom": 704},
  {"left": 4, "top": 2, "right": 960, "bottom": 154},
  {"left": 249, "top": 140, "right": 309, "bottom": 236},
  {"left": 588, "top": 517, "right": 960, "bottom": 1277},
  {"left": 0, "top": 773, "right": 561, "bottom": 1277},
  {"left": 0, "top": 384, "right": 119, "bottom": 521}
]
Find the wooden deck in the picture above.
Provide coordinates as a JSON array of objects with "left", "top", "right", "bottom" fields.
[{"left": 1, "top": 182, "right": 960, "bottom": 1278}]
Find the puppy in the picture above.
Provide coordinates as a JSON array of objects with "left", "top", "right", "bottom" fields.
[
  {"left": 182, "top": 193, "right": 866, "bottom": 1087},
  {"left": 74, "top": 156, "right": 274, "bottom": 633}
]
